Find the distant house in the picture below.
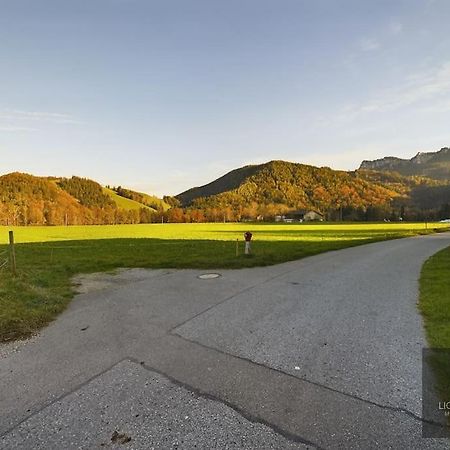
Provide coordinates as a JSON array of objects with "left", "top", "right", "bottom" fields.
[
  {"left": 277, "top": 209, "right": 324, "bottom": 222},
  {"left": 302, "top": 210, "right": 324, "bottom": 221}
]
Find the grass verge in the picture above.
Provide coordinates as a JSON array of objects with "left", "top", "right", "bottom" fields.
[{"left": 419, "top": 246, "right": 450, "bottom": 410}]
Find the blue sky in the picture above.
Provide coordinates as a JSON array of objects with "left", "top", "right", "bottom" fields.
[{"left": 1, "top": 0, "right": 450, "bottom": 195}]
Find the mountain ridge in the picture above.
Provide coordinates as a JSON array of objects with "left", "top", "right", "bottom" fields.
[
  {"left": 1, "top": 146, "right": 449, "bottom": 225},
  {"left": 359, "top": 147, "right": 450, "bottom": 179}
]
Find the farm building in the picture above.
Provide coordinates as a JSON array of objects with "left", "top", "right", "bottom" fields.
[{"left": 275, "top": 210, "right": 324, "bottom": 222}]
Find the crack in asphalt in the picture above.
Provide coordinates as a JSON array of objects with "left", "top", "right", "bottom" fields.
[
  {"left": 170, "top": 332, "right": 437, "bottom": 427},
  {"left": 129, "top": 357, "right": 324, "bottom": 450},
  {"left": 0, "top": 358, "right": 130, "bottom": 439},
  {"left": 0, "top": 357, "right": 322, "bottom": 449}
]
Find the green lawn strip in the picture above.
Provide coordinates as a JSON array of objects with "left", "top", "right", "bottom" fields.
[
  {"left": 0, "top": 225, "right": 446, "bottom": 343},
  {"left": 419, "top": 246, "right": 450, "bottom": 408}
]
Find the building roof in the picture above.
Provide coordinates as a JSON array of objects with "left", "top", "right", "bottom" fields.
[{"left": 286, "top": 209, "right": 323, "bottom": 216}]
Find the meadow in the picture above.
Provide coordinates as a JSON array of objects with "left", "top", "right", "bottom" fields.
[
  {"left": 0, "top": 221, "right": 445, "bottom": 244},
  {"left": 0, "top": 222, "right": 448, "bottom": 343}
]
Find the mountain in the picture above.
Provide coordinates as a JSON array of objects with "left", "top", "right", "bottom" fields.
[
  {"left": 176, "top": 160, "right": 400, "bottom": 217},
  {"left": 359, "top": 147, "right": 450, "bottom": 180},
  {"left": 176, "top": 158, "right": 450, "bottom": 221},
  {"left": 176, "top": 164, "right": 261, "bottom": 206}
]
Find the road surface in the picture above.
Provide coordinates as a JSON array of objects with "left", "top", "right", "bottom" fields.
[{"left": 1, "top": 233, "right": 450, "bottom": 449}]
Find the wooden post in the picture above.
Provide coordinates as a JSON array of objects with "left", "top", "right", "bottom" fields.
[{"left": 9, "top": 231, "right": 16, "bottom": 276}]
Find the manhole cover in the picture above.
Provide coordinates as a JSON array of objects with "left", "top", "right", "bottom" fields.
[{"left": 198, "top": 273, "right": 221, "bottom": 279}]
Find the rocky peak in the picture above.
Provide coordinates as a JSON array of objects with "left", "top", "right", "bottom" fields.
[
  {"left": 358, "top": 146, "right": 450, "bottom": 180},
  {"left": 359, "top": 156, "right": 405, "bottom": 170}
]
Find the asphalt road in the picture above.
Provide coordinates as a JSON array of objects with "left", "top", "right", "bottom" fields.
[{"left": 1, "top": 233, "right": 450, "bottom": 449}]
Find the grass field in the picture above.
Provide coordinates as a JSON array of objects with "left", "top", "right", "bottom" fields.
[
  {"left": 103, "top": 188, "right": 170, "bottom": 211},
  {"left": 103, "top": 188, "right": 156, "bottom": 211},
  {"left": 0, "top": 222, "right": 448, "bottom": 343},
  {"left": 0, "top": 221, "right": 446, "bottom": 244},
  {"left": 419, "top": 246, "right": 450, "bottom": 413}
]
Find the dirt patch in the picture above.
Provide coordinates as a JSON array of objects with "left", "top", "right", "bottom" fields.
[
  {"left": 72, "top": 272, "right": 118, "bottom": 294},
  {"left": 72, "top": 268, "right": 173, "bottom": 295},
  {"left": 111, "top": 430, "right": 132, "bottom": 445}
]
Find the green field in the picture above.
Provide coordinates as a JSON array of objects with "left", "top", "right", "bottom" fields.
[
  {"left": 103, "top": 188, "right": 156, "bottom": 211},
  {"left": 0, "top": 222, "right": 448, "bottom": 343},
  {"left": 0, "top": 222, "right": 446, "bottom": 245},
  {"left": 103, "top": 188, "right": 170, "bottom": 211}
]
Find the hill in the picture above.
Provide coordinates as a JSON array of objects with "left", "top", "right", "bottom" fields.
[
  {"left": 0, "top": 173, "right": 165, "bottom": 226},
  {"left": 110, "top": 186, "right": 170, "bottom": 211},
  {"left": 359, "top": 147, "right": 450, "bottom": 180},
  {"left": 56, "top": 177, "right": 169, "bottom": 213},
  {"left": 0, "top": 173, "right": 91, "bottom": 225},
  {"left": 176, "top": 160, "right": 400, "bottom": 220},
  {"left": 176, "top": 164, "right": 261, "bottom": 206},
  {"left": 57, "top": 176, "right": 116, "bottom": 209},
  {"left": 103, "top": 187, "right": 155, "bottom": 211}
]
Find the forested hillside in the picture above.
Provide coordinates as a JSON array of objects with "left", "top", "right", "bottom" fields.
[
  {"left": 0, "top": 173, "right": 90, "bottom": 225},
  {"left": 173, "top": 149, "right": 450, "bottom": 221},
  {"left": 355, "top": 170, "right": 441, "bottom": 195},
  {"left": 176, "top": 164, "right": 261, "bottom": 206},
  {"left": 0, "top": 173, "right": 164, "bottom": 226},
  {"left": 176, "top": 161, "right": 402, "bottom": 221},
  {"left": 58, "top": 176, "right": 115, "bottom": 208}
]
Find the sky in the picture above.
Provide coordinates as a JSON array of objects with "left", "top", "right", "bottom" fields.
[{"left": 1, "top": 0, "right": 450, "bottom": 196}]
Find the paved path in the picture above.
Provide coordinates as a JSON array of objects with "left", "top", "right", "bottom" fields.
[{"left": 1, "top": 233, "right": 450, "bottom": 449}]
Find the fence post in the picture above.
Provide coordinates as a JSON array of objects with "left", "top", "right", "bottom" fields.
[{"left": 9, "top": 230, "right": 16, "bottom": 276}]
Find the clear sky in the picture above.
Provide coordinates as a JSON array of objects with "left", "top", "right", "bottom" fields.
[{"left": 1, "top": 0, "right": 450, "bottom": 196}]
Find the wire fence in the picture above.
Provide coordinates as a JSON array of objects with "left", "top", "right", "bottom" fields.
[{"left": 0, "top": 249, "right": 9, "bottom": 271}]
